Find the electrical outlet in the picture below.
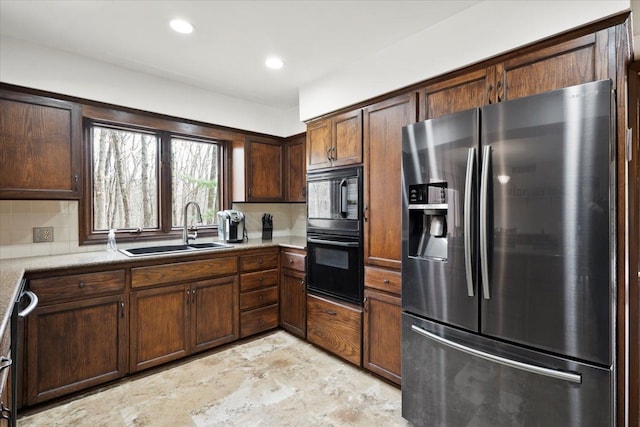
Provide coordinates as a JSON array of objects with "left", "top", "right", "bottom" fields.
[{"left": 33, "top": 227, "right": 54, "bottom": 243}]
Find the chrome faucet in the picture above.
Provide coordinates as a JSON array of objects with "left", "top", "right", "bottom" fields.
[{"left": 183, "top": 201, "right": 203, "bottom": 244}]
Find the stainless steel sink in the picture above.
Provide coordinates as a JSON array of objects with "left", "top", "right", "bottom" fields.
[{"left": 119, "top": 242, "right": 232, "bottom": 257}]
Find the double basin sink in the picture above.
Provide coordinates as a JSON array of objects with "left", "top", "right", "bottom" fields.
[{"left": 120, "top": 242, "right": 233, "bottom": 257}]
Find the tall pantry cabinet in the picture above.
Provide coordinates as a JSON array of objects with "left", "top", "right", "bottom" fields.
[{"left": 361, "top": 93, "right": 417, "bottom": 385}]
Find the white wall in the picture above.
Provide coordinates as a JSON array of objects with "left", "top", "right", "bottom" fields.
[
  {"left": 299, "top": 0, "right": 630, "bottom": 121},
  {"left": 0, "top": 36, "right": 306, "bottom": 137}
]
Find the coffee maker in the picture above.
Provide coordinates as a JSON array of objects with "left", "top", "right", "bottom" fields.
[{"left": 216, "top": 210, "right": 245, "bottom": 243}]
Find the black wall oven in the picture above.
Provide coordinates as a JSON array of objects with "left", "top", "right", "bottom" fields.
[{"left": 306, "top": 166, "right": 363, "bottom": 305}]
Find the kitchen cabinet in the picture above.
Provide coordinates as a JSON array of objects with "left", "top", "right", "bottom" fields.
[
  {"left": 130, "top": 257, "right": 238, "bottom": 372},
  {"left": 306, "top": 109, "right": 362, "bottom": 171},
  {"left": 24, "top": 270, "right": 127, "bottom": 405},
  {"left": 419, "top": 68, "right": 494, "bottom": 120},
  {"left": 363, "top": 93, "right": 417, "bottom": 270},
  {"left": 233, "top": 135, "right": 283, "bottom": 201},
  {"left": 363, "top": 267, "right": 402, "bottom": 385},
  {"left": 279, "top": 248, "right": 306, "bottom": 338},
  {"left": 419, "top": 29, "right": 614, "bottom": 120},
  {"left": 306, "top": 293, "right": 361, "bottom": 366},
  {"left": 239, "top": 249, "right": 279, "bottom": 337},
  {"left": 0, "top": 89, "right": 82, "bottom": 200},
  {"left": 284, "top": 134, "right": 306, "bottom": 202}
]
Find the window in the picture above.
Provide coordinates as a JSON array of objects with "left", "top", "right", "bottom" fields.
[
  {"left": 171, "top": 137, "right": 220, "bottom": 227},
  {"left": 82, "top": 118, "right": 226, "bottom": 244},
  {"left": 92, "top": 125, "right": 159, "bottom": 231}
]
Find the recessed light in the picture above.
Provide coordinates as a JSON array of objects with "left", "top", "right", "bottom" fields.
[
  {"left": 170, "top": 19, "right": 194, "bottom": 34},
  {"left": 265, "top": 56, "right": 285, "bottom": 70}
]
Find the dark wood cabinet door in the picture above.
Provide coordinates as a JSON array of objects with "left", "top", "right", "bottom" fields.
[
  {"left": 130, "top": 284, "right": 190, "bottom": 372},
  {"left": 363, "top": 93, "right": 417, "bottom": 270},
  {"left": 0, "top": 90, "right": 82, "bottom": 199},
  {"left": 306, "top": 118, "right": 332, "bottom": 171},
  {"left": 498, "top": 30, "right": 613, "bottom": 102},
  {"left": 363, "top": 288, "right": 401, "bottom": 385},
  {"left": 25, "top": 294, "right": 127, "bottom": 405},
  {"left": 246, "top": 136, "right": 283, "bottom": 201},
  {"left": 285, "top": 135, "right": 306, "bottom": 202},
  {"left": 279, "top": 268, "right": 306, "bottom": 338},
  {"left": 420, "top": 67, "right": 494, "bottom": 121},
  {"left": 332, "top": 109, "right": 362, "bottom": 167},
  {"left": 191, "top": 276, "right": 239, "bottom": 353},
  {"left": 306, "top": 294, "right": 362, "bottom": 366}
]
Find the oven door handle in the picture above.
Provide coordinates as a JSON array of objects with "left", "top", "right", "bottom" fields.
[{"left": 308, "top": 238, "right": 359, "bottom": 248}]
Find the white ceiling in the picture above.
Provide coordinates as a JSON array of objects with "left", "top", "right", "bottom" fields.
[{"left": 0, "top": 0, "right": 483, "bottom": 110}]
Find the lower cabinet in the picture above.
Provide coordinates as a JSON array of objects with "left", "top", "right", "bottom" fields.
[
  {"left": 130, "top": 276, "right": 238, "bottom": 372},
  {"left": 239, "top": 250, "right": 280, "bottom": 338},
  {"left": 279, "top": 248, "right": 306, "bottom": 338},
  {"left": 306, "top": 294, "right": 362, "bottom": 366},
  {"left": 362, "top": 266, "right": 402, "bottom": 385},
  {"left": 363, "top": 288, "right": 401, "bottom": 384},
  {"left": 25, "top": 294, "right": 128, "bottom": 405}
]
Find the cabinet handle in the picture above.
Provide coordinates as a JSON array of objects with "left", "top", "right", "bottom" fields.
[
  {"left": 0, "top": 403, "right": 10, "bottom": 421},
  {"left": 363, "top": 204, "right": 368, "bottom": 222},
  {"left": 300, "top": 279, "right": 305, "bottom": 286},
  {"left": 302, "top": 186, "right": 306, "bottom": 197},
  {"left": 325, "top": 309, "right": 337, "bottom": 316},
  {"left": 186, "top": 290, "right": 190, "bottom": 304},
  {"left": 497, "top": 80, "right": 503, "bottom": 102},
  {"left": 120, "top": 300, "right": 125, "bottom": 318},
  {"left": 72, "top": 173, "right": 79, "bottom": 191},
  {"left": 259, "top": 277, "right": 264, "bottom": 283},
  {"left": 192, "top": 289, "right": 196, "bottom": 304},
  {"left": 259, "top": 318, "right": 264, "bottom": 324},
  {"left": 78, "top": 282, "right": 86, "bottom": 289},
  {"left": 327, "top": 147, "right": 332, "bottom": 161},
  {"left": 248, "top": 186, "right": 252, "bottom": 198},
  {"left": 487, "top": 83, "right": 493, "bottom": 104},
  {"left": 289, "top": 259, "right": 294, "bottom": 264},
  {"left": 0, "top": 357, "right": 12, "bottom": 371},
  {"left": 258, "top": 258, "right": 263, "bottom": 264},
  {"left": 383, "top": 279, "right": 390, "bottom": 284},
  {"left": 363, "top": 296, "right": 368, "bottom": 312},
  {"left": 259, "top": 295, "right": 264, "bottom": 301}
]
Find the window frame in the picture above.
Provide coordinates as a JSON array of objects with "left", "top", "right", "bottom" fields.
[{"left": 80, "top": 109, "right": 231, "bottom": 245}]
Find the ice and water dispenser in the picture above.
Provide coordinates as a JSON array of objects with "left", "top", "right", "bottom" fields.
[{"left": 407, "top": 183, "right": 448, "bottom": 261}]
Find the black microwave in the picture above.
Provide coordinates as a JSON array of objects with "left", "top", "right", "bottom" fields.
[{"left": 306, "top": 166, "right": 362, "bottom": 236}]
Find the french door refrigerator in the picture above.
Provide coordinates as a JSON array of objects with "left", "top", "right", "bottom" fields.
[{"left": 401, "top": 80, "right": 615, "bottom": 426}]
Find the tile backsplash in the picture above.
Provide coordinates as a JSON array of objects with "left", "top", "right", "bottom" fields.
[{"left": 0, "top": 200, "right": 306, "bottom": 260}]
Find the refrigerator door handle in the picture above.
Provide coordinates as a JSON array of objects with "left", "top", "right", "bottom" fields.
[
  {"left": 464, "top": 147, "right": 475, "bottom": 297},
  {"left": 410, "top": 324, "right": 582, "bottom": 384},
  {"left": 480, "top": 145, "right": 491, "bottom": 299}
]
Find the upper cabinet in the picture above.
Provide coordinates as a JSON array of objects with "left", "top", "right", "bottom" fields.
[
  {"left": 0, "top": 90, "right": 82, "bottom": 199},
  {"left": 284, "top": 134, "right": 306, "bottom": 202},
  {"left": 419, "top": 68, "right": 494, "bottom": 121},
  {"left": 233, "top": 135, "right": 283, "bottom": 202},
  {"left": 306, "top": 109, "right": 362, "bottom": 171},
  {"left": 420, "top": 29, "right": 615, "bottom": 121},
  {"left": 232, "top": 133, "right": 307, "bottom": 203}
]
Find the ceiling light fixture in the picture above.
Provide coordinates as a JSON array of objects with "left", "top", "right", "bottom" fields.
[
  {"left": 170, "top": 19, "right": 194, "bottom": 34},
  {"left": 265, "top": 56, "right": 285, "bottom": 70}
]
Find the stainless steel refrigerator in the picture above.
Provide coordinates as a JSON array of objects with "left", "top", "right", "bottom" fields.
[{"left": 401, "top": 80, "right": 615, "bottom": 426}]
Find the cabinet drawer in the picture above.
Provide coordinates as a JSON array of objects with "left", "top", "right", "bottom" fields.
[
  {"left": 240, "top": 286, "right": 278, "bottom": 311},
  {"left": 280, "top": 251, "right": 306, "bottom": 272},
  {"left": 240, "top": 304, "right": 279, "bottom": 337},
  {"left": 364, "top": 266, "right": 401, "bottom": 295},
  {"left": 132, "top": 257, "right": 237, "bottom": 288},
  {"left": 306, "top": 294, "right": 362, "bottom": 366},
  {"left": 30, "top": 270, "right": 125, "bottom": 303},
  {"left": 240, "top": 252, "right": 278, "bottom": 272},
  {"left": 240, "top": 269, "right": 278, "bottom": 292}
]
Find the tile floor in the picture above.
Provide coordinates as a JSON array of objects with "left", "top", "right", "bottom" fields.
[{"left": 18, "top": 331, "right": 410, "bottom": 426}]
